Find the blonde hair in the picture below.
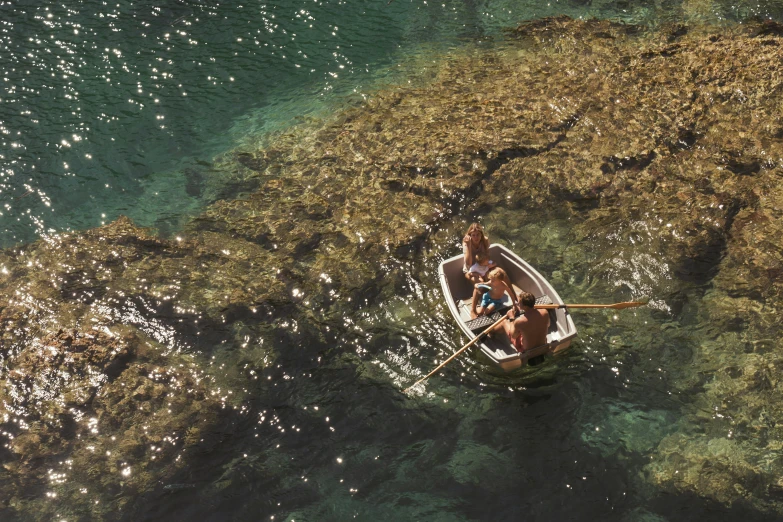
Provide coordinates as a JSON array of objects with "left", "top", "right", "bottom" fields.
[
  {"left": 475, "top": 251, "right": 489, "bottom": 264},
  {"left": 487, "top": 266, "right": 505, "bottom": 281},
  {"left": 488, "top": 266, "right": 512, "bottom": 287}
]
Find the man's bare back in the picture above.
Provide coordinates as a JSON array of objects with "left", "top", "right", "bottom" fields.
[
  {"left": 509, "top": 308, "right": 550, "bottom": 350},
  {"left": 497, "top": 291, "right": 550, "bottom": 352}
]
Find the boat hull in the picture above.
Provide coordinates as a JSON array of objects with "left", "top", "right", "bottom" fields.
[{"left": 438, "top": 244, "right": 577, "bottom": 371}]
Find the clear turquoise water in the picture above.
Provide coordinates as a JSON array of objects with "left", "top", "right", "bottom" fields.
[
  {"left": 0, "top": 0, "right": 563, "bottom": 245},
  {"left": 4, "top": 1, "right": 783, "bottom": 521},
  {"left": 5, "top": 0, "right": 782, "bottom": 246}
]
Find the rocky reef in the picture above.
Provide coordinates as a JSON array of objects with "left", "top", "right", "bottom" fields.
[
  {"left": 3, "top": 15, "right": 783, "bottom": 519},
  {"left": 0, "top": 217, "right": 286, "bottom": 518}
]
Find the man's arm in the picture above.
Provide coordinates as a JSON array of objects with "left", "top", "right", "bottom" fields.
[
  {"left": 540, "top": 308, "right": 551, "bottom": 329},
  {"left": 508, "top": 314, "right": 527, "bottom": 341}
]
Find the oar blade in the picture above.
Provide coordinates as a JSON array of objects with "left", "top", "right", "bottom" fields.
[
  {"left": 403, "top": 314, "right": 507, "bottom": 394},
  {"left": 611, "top": 297, "right": 649, "bottom": 309},
  {"left": 541, "top": 298, "right": 650, "bottom": 310}
]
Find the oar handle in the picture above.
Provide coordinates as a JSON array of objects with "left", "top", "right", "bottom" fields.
[{"left": 404, "top": 314, "right": 508, "bottom": 393}]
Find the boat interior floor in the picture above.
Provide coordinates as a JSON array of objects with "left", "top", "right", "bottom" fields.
[{"left": 456, "top": 289, "right": 559, "bottom": 357}]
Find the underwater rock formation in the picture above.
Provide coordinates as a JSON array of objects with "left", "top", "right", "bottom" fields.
[
  {"left": 0, "top": 218, "right": 284, "bottom": 518},
  {"left": 0, "top": 325, "right": 234, "bottom": 518},
  {"left": 195, "top": 17, "right": 783, "bottom": 514},
  {"left": 3, "top": 15, "right": 783, "bottom": 518}
]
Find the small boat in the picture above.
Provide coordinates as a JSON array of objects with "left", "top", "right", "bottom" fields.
[{"left": 439, "top": 243, "right": 578, "bottom": 371}]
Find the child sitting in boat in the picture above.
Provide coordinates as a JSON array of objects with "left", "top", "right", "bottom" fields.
[
  {"left": 467, "top": 251, "right": 494, "bottom": 282},
  {"left": 471, "top": 267, "right": 517, "bottom": 319}
]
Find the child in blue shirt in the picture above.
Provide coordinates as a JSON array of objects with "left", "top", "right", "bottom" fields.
[{"left": 471, "top": 267, "right": 517, "bottom": 318}]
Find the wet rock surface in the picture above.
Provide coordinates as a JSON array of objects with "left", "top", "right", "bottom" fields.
[
  {"left": 3, "top": 16, "right": 783, "bottom": 518},
  {"left": 0, "top": 326, "right": 232, "bottom": 519},
  {"left": 0, "top": 218, "right": 283, "bottom": 519}
]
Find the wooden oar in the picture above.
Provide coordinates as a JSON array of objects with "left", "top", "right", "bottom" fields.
[
  {"left": 534, "top": 299, "right": 649, "bottom": 310},
  {"left": 403, "top": 314, "right": 508, "bottom": 394},
  {"left": 403, "top": 298, "right": 648, "bottom": 394}
]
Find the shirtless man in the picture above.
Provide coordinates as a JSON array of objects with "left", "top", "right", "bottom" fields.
[{"left": 496, "top": 291, "right": 550, "bottom": 352}]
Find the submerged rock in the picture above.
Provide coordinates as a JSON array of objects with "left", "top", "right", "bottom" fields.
[
  {"left": 0, "top": 218, "right": 284, "bottom": 518},
  {"left": 580, "top": 400, "right": 679, "bottom": 456},
  {"left": 3, "top": 15, "right": 783, "bottom": 518},
  {"left": 0, "top": 321, "right": 233, "bottom": 518},
  {"left": 447, "top": 441, "right": 511, "bottom": 486}
]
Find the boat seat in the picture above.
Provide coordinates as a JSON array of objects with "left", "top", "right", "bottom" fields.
[
  {"left": 457, "top": 290, "right": 513, "bottom": 333},
  {"left": 535, "top": 295, "right": 553, "bottom": 306},
  {"left": 461, "top": 294, "right": 555, "bottom": 334},
  {"left": 464, "top": 311, "right": 506, "bottom": 333},
  {"left": 538, "top": 296, "right": 561, "bottom": 343}
]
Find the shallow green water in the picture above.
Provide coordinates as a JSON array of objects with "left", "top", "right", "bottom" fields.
[{"left": 166, "top": 206, "right": 732, "bottom": 521}]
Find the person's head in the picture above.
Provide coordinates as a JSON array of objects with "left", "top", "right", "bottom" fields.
[
  {"left": 487, "top": 267, "right": 505, "bottom": 283},
  {"left": 466, "top": 223, "right": 486, "bottom": 244},
  {"left": 475, "top": 251, "right": 489, "bottom": 266},
  {"left": 518, "top": 291, "right": 535, "bottom": 308}
]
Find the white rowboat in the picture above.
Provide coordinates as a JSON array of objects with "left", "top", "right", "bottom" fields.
[{"left": 438, "top": 243, "right": 578, "bottom": 371}]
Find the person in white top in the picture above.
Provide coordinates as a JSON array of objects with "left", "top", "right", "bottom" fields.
[
  {"left": 467, "top": 251, "right": 494, "bottom": 282},
  {"left": 462, "top": 223, "right": 490, "bottom": 284}
]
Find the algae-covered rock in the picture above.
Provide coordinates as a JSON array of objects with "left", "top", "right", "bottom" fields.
[
  {"left": 5, "top": 13, "right": 783, "bottom": 519},
  {"left": 0, "top": 322, "right": 232, "bottom": 519},
  {"left": 179, "top": 18, "right": 783, "bottom": 514},
  {"left": 0, "top": 217, "right": 287, "bottom": 518},
  {"left": 647, "top": 432, "right": 776, "bottom": 508}
]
